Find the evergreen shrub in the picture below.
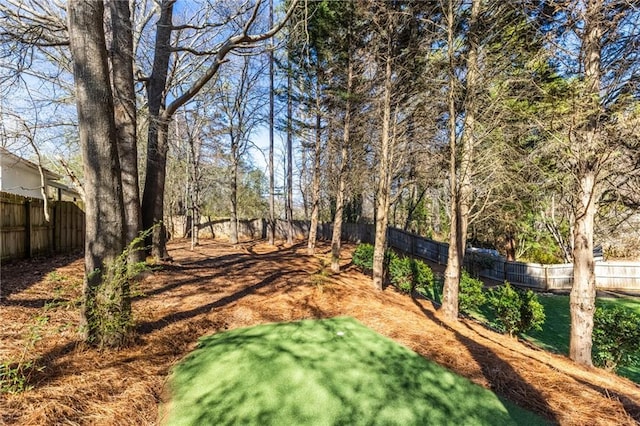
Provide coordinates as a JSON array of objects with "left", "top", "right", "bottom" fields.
[
  {"left": 352, "top": 243, "right": 374, "bottom": 272},
  {"left": 459, "top": 270, "right": 487, "bottom": 314},
  {"left": 593, "top": 306, "right": 640, "bottom": 372},
  {"left": 488, "top": 282, "right": 545, "bottom": 336}
]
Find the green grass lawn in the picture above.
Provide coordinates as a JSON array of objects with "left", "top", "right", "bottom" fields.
[
  {"left": 165, "top": 317, "right": 547, "bottom": 426},
  {"left": 521, "top": 294, "right": 640, "bottom": 383}
]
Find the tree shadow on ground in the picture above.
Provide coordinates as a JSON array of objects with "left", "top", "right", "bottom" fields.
[
  {"left": 411, "top": 296, "right": 558, "bottom": 424},
  {"left": 136, "top": 270, "right": 300, "bottom": 335},
  {"left": 25, "top": 240, "right": 311, "bottom": 389},
  {"left": 572, "top": 375, "right": 640, "bottom": 422},
  {"left": 0, "top": 251, "right": 82, "bottom": 301},
  {"left": 135, "top": 243, "right": 309, "bottom": 300}
]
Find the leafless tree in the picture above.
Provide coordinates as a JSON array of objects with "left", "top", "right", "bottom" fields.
[
  {"left": 217, "top": 55, "right": 266, "bottom": 244},
  {"left": 140, "top": 0, "right": 299, "bottom": 260}
]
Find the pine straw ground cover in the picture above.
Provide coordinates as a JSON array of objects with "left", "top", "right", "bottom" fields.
[{"left": 0, "top": 239, "right": 639, "bottom": 425}]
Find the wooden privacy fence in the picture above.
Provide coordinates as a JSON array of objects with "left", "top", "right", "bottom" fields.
[
  {"left": 317, "top": 222, "right": 376, "bottom": 244},
  {"left": 310, "top": 223, "right": 640, "bottom": 292},
  {"left": 385, "top": 227, "right": 640, "bottom": 292},
  {"left": 170, "top": 216, "right": 310, "bottom": 241},
  {"left": 167, "top": 217, "right": 640, "bottom": 292},
  {"left": 1, "top": 192, "right": 84, "bottom": 261}
]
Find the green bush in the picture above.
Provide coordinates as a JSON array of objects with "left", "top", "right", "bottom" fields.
[
  {"left": 353, "top": 244, "right": 434, "bottom": 295},
  {"left": 389, "top": 255, "right": 413, "bottom": 293},
  {"left": 412, "top": 258, "right": 434, "bottom": 294},
  {"left": 518, "top": 288, "right": 545, "bottom": 334},
  {"left": 593, "top": 306, "right": 640, "bottom": 372},
  {"left": 388, "top": 255, "right": 435, "bottom": 295},
  {"left": 459, "top": 270, "right": 487, "bottom": 314},
  {"left": 488, "top": 282, "right": 545, "bottom": 336},
  {"left": 352, "top": 243, "right": 374, "bottom": 272}
]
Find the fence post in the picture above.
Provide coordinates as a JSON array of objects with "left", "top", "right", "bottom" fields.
[
  {"left": 52, "top": 202, "right": 57, "bottom": 253},
  {"left": 25, "top": 199, "right": 32, "bottom": 258},
  {"left": 544, "top": 265, "right": 549, "bottom": 291},
  {"left": 410, "top": 232, "right": 416, "bottom": 256}
]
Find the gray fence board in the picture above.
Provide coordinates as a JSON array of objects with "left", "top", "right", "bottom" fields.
[
  {"left": 178, "top": 218, "right": 640, "bottom": 292},
  {"left": 382, "top": 226, "right": 640, "bottom": 292},
  {"left": 1, "top": 192, "right": 84, "bottom": 261}
]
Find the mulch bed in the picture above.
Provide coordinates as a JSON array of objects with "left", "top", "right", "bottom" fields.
[{"left": 1, "top": 239, "right": 639, "bottom": 425}]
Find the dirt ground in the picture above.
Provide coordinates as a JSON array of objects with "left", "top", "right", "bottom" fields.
[{"left": 1, "top": 239, "right": 639, "bottom": 425}]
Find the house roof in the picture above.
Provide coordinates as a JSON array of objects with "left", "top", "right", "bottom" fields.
[
  {"left": 49, "top": 179, "right": 82, "bottom": 198},
  {"left": 0, "top": 147, "right": 61, "bottom": 180}
]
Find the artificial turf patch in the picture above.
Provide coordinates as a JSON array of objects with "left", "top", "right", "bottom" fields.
[{"left": 165, "top": 317, "right": 548, "bottom": 425}]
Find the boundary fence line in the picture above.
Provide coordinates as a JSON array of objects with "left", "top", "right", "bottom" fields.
[
  {"left": 169, "top": 216, "right": 640, "bottom": 292},
  {"left": 386, "top": 227, "right": 640, "bottom": 292}
]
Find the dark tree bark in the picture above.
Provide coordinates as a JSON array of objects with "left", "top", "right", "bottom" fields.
[
  {"left": 307, "top": 85, "right": 322, "bottom": 254},
  {"left": 68, "top": 0, "right": 128, "bottom": 347},
  {"left": 108, "top": 0, "right": 143, "bottom": 263},
  {"left": 286, "top": 56, "right": 294, "bottom": 245},
  {"left": 371, "top": 20, "right": 394, "bottom": 291},
  {"left": 230, "top": 153, "right": 239, "bottom": 245},
  {"left": 269, "top": 0, "right": 276, "bottom": 245},
  {"left": 141, "top": 0, "right": 174, "bottom": 261}
]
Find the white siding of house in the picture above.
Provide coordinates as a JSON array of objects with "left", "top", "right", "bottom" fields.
[{"left": 0, "top": 161, "right": 48, "bottom": 199}]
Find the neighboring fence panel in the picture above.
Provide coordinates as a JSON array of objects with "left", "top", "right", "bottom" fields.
[
  {"left": 595, "top": 263, "right": 640, "bottom": 292},
  {"left": 313, "top": 222, "right": 374, "bottom": 244},
  {"left": 387, "top": 227, "right": 412, "bottom": 253},
  {"left": 382, "top": 225, "right": 640, "bottom": 293},
  {"left": 1, "top": 193, "right": 27, "bottom": 260},
  {"left": 0, "top": 192, "right": 84, "bottom": 261},
  {"left": 172, "top": 216, "right": 311, "bottom": 242},
  {"left": 545, "top": 265, "right": 574, "bottom": 291},
  {"left": 30, "top": 199, "right": 53, "bottom": 256},
  {"left": 53, "top": 201, "right": 85, "bottom": 253},
  {"left": 166, "top": 216, "right": 640, "bottom": 292},
  {"left": 505, "top": 262, "right": 547, "bottom": 289}
]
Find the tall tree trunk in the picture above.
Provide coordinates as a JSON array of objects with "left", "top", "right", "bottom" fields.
[
  {"left": 188, "top": 134, "right": 201, "bottom": 249},
  {"left": 190, "top": 175, "right": 200, "bottom": 249},
  {"left": 330, "top": 58, "right": 353, "bottom": 273},
  {"left": 109, "top": 0, "right": 143, "bottom": 263},
  {"left": 570, "top": 172, "right": 597, "bottom": 366},
  {"left": 442, "top": 0, "right": 461, "bottom": 321},
  {"left": 330, "top": 145, "right": 348, "bottom": 272},
  {"left": 230, "top": 154, "right": 239, "bottom": 245},
  {"left": 442, "top": 0, "right": 479, "bottom": 321},
  {"left": 372, "top": 26, "right": 394, "bottom": 291},
  {"left": 569, "top": 0, "right": 602, "bottom": 367},
  {"left": 141, "top": 0, "right": 174, "bottom": 260},
  {"left": 142, "top": 119, "right": 171, "bottom": 260},
  {"left": 286, "top": 56, "right": 294, "bottom": 245},
  {"left": 442, "top": 17, "right": 461, "bottom": 319},
  {"left": 68, "top": 0, "right": 128, "bottom": 347},
  {"left": 307, "top": 90, "right": 322, "bottom": 254},
  {"left": 268, "top": 0, "right": 276, "bottom": 245}
]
